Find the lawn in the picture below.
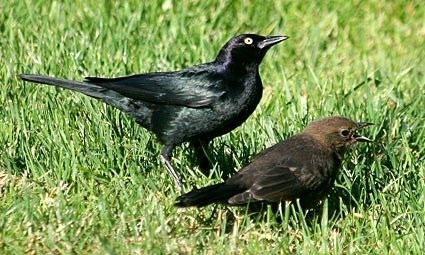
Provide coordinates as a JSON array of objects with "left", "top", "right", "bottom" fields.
[{"left": 0, "top": 0, "right": 424, "bottom": 254}]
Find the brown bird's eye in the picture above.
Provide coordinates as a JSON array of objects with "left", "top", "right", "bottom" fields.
[
  {"left": 244, "top": 37, "right": 253, "bottom": 45},
  {"left": 341, "top": 129, "right": 350, "bottom": 137}
]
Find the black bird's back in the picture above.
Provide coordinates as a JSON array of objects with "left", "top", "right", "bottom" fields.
[{"left": 84, "top": 62, "right": 263, "bottom": 145}]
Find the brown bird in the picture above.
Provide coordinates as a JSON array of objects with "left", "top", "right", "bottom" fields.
[{"left": 175, "top": 116, "right": 372, "bottom": 208}]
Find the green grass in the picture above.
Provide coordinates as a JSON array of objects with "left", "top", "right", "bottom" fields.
[{"left": 1, "top": 0, "right": 424, "bottom": 254}]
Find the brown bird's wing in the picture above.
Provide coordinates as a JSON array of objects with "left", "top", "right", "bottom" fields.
[{"left": 228, "top": 164, "right": 326, "bottom": 205}]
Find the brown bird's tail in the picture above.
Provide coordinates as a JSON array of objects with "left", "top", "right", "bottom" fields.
[{"left": 175, "top": 183, "right": 242, "bottom": 207}]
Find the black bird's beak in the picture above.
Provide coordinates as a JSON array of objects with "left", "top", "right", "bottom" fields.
[
  {"left": 353, "top": 121, "right": 373, "bottom": 142},
  {"left": 258, "top": 35, "right": 288, "bottom": 49}
]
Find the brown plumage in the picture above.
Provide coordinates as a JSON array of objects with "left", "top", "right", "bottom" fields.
[{"left": 175, "top": 116, "right": 372, "bottom": 208}]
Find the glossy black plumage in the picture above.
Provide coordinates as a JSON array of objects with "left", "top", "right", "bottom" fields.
[
  {"left": 175, "top": 116, "right": 372, "bottom": 208},
  {"left": 20, "top": 34, "right": 287, "bottom": 188}
]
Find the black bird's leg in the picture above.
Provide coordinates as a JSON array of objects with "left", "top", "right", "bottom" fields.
[
  {"left": 160, "top": 145, "right": 182, "bottom": 189},
  {"left": 191, "top": 139, "right": 212, "bottom": 175}
]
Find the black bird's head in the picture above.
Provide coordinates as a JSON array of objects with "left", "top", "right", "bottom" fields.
[
  {"left": 304, "top": 116, "right": 373, "bottom": 152},
  {"left": 215, "top": 34, "right": 288, "bottom": 67}
]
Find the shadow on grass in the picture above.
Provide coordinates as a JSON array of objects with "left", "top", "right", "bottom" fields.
[{"left": 185, "top": 141, "right": 253, "bottom": 180}]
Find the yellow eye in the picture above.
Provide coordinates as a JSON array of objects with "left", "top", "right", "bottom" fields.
[{"left": 244, "top": 37, "right": 253, "bottom": 45}]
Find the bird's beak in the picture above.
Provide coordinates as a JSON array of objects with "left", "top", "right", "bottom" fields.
[
  {"left": 353, "top": 122, "right": 373, "bottom": 142},
  {"left": 353, "top": 134, "right": 373, "bottom": 143},
  {"left": 357, "top": 122, "right": 374, "bottom": 129},
  {"left": 258, "top": 35, "right": 288, "bottom": 49}
]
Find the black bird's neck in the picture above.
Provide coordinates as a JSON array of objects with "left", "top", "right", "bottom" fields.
[
  {"left": 215, "top": 50, "right": 260, "bottom": 75},
  {"left": 217, "top": 60, "right": 259, "bottom": 76}
]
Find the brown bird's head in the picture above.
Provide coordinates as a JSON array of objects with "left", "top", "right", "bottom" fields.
[{"left": 303, "top": 116, "right": 373, "bottom": 152}]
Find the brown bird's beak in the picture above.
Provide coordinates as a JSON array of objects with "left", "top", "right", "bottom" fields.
[
  {"left": 356, "top": 122, "right": 374, "bottom": 129},
  {"left": 258, "top": 35, "right": 288, "bottom": 49},
  {"left": 353, "top": 134, "right": 373, "bottom": 142},
  {"left": 353, "top": 121, "right": 373, "bottom": 142}
]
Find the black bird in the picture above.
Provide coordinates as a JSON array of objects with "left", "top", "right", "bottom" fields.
[
  {"left": 20, "top": 34, "right": 287, "bottom": 188},
  {"left": 175, "top": 116, "right": 372, "bottom": 208}
]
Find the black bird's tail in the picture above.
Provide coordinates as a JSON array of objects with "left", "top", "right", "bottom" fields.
[
  {"left": 20, "top": 74, "right": 110, "bottom": 99},
  {"left": 19, "top": 74, "right": 154, "bottom": 127},
  {"left": 175, "top": 182, "right": 242, "bottom": 207}
]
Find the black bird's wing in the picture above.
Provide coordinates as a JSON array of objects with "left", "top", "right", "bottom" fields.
[{"left": 85, "top": 66, "right": 226, "bottom": 108}]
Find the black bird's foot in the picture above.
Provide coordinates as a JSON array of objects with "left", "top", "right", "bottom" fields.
[
  {"left": 198, "top": 154, "right": 211, "bottom": 175},
  {"left": 191, "top": 139, "right": 212, "bottom": 176},
  {"left": 160, "top": 155, "right": 182, "bottom": 190}
]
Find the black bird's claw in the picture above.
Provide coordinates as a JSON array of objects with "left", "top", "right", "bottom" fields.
[{"left": 160, "top": 155, "right": 183, "bottom": 190}]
